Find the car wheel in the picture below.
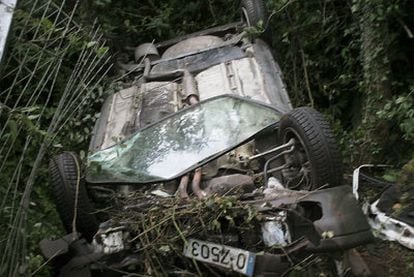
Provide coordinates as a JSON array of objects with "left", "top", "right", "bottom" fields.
[
  {"left": 49, "top": 152, "right": 98, "bottom": 241},
  {"left": 240, "top": 0, "right": 272, "bottom": 42},
  {"left": 278, "top": 107, "right": 343, "bottom": 190}
]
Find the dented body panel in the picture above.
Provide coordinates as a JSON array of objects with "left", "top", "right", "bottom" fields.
[{"left": 89, "top": 37, "right": 291, "bottom": 153}]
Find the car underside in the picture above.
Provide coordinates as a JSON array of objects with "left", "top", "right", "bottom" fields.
[{"left": 41, "top": 1, "right": 374, "bottom": 276}]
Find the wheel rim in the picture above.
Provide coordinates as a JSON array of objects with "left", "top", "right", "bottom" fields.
[{"left": 282, "top": 127, "right": 313, "bottom": 190}]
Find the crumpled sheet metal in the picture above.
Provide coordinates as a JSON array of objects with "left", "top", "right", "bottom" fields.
[
  {"left": 353, "top": 164, "right": 414, "bottom": 250},
  {"left": 261, "top": 211, "right": 291, "bottom": 247},
  {"left": 365, "top": 200, "right": 414, "bottom": 250},
  {"left": 93, "top": 226, "right": 126, "bottom": 255}
]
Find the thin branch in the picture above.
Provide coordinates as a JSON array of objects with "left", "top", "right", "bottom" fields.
[{"left": 300, "top": 49, "right": 314, "bottom": 107}]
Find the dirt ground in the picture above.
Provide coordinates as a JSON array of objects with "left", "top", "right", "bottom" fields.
[{"left": 359, "top": 239, "right": 414, "bottom": 276}]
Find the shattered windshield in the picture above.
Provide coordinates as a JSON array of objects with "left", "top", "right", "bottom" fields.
[{"left": 86, "top": 96, "right": 281, "bottom": 183}]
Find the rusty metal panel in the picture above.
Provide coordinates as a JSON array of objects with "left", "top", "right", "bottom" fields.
[
  {"left": 100, "top": 86, "right": 139, "bottom": 149},
  {"left": 250, "top": 40, "right": 292, "bottom": 113},
  {"left": 162, "top": 35, "right": 224, "bottom": 59},
  {"left": 94, "top": 82, "right": 179, "bottom": 151},
  {"left": 196, "top": 57, "right": 271, "bottom": 104},
  {"left": 139, "top": 81, "right": 180, "bottom": 127},
  {"left": 151, "top": 46, "right": 246, "bottom": 74}
]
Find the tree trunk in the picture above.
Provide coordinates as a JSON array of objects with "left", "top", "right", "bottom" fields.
[{"left": 356, "top": 0, "right": 393, "bottom": 162}]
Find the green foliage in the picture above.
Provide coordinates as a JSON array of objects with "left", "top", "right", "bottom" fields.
[
  {"left": 80, "top": 0, "right": 238, "bottom": 48},
  {"left": 0, "top": 0, "right": 112, "bottom": 274},
  {"left": 378, "top": 91, "right": 414, "bottom": 141},
  {"left": 267, "top": 0, "right": 363, "bottom": 117},
  {"left": 243, "top": 19, "right": 267, "bottom": 40},
  {"left": 264, "top": 0, "right": 413, "bottom": 165}
]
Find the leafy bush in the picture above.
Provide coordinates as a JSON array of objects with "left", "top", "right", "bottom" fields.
[{"left": 378, "top": 90, "right": 414, "bottom": 141}]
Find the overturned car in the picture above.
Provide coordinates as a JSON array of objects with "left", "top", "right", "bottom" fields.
[{"left": 42, "top": 1, "right": 373, "bottom": 276}]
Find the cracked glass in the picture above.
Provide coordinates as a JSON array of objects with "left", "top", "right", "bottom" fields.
[{"left": 86, "top": 96, "right": 281, "bottom": 183}]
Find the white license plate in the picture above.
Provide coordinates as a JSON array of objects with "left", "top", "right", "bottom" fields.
[{"left": 183, "top": 238, "right": 255, "bottom": 276}]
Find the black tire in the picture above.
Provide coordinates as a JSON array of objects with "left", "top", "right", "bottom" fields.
[
  {"left": 278, "top": 107, "right": 343, "bottom": 190},
  {"left": 49, "top": 152, "right": 98, "bottom": 241},
  {"left": 240, "top": 0, "right": 272, "bottom": 42}
]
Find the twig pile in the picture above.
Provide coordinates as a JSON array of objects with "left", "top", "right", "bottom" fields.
[{"left": 109, "top": 193, "right": 262, "bottom": 275}]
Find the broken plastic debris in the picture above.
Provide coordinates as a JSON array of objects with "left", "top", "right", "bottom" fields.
[
  {"left": 261, "top": 211, "right": 291, "bottom": 247},
  {"left": 151, "top": 189, "right": 172, "bottom": 198},
  {"left": 267, "top": 177, "right": 284, "bottom": 189},
  {"left": 366, "top": 199, "right": 414, "bottom": 250}
]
